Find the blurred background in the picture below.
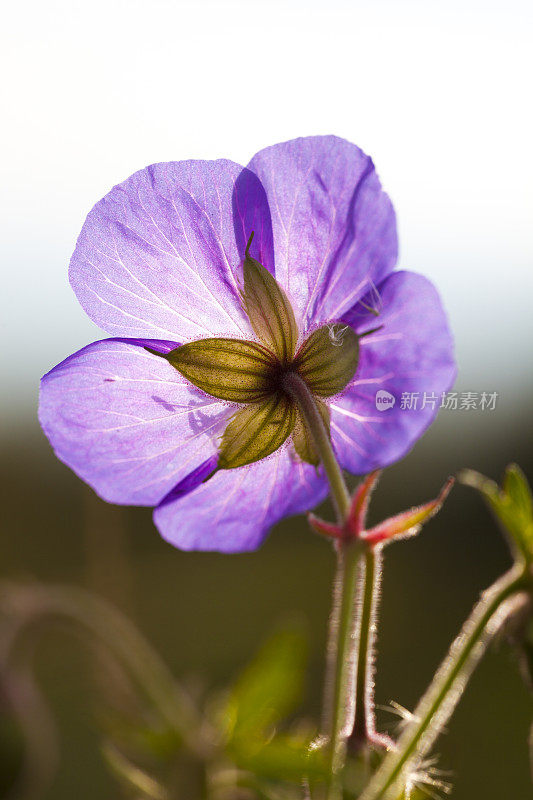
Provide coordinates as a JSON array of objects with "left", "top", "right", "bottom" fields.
[{"left": 1, "top": 0, "right": 532, "bottom": 797}]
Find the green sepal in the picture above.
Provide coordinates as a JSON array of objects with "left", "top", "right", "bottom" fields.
[
  {"left": 294, "top": 323, "right": 359, "bottom": 397},
  {"left": 460, "top": 463, "right": 533, "bottom": 564},
  {"left": 292, "top": 401, "right": 331, "bottom": 466},
  {"left": 148, "top": 338, "right": 276, "bottom": 403},
  {"left": 219, "top": 393, "right": 296, "bottom": 469},
  {"left": 242, "top": 234, "right": 298, "bottom": 363}
]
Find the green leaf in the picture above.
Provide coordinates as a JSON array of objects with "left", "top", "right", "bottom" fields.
[
  {"left": 99, "top": 710, "right": 183, "bottom": 762},
  {"left": 149, "top": 338, "right": 276, "bottom": 403},
  {"left": 224, "top": 629, "right": 307, "bottom": 742},
  {"left": 294, "top": 324, "right": 359, "bottom": 397},
  {"left": 459, "top": 464, "right": 533, "bottom": 563},
  {"left": 219, "top": 394, "right": 296, "bottom": 469},
  {"left": 242, "top": 234, "right": 298, "bottom": 363},
  {"left": 504, "top": 464, "right": 533, "bottom": 532},
  {"left": 292, "top": 401, "right": 331, "bottom": 466},
  {"left": 233, "top": 734, "right": 327, "bottom": 783}
]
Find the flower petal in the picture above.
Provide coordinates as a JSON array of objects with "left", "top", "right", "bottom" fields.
[
  {"left": 153, "top": 448, "right": 328, "bottom": 552},
  {"left": 69, "top": 161, "right": 273, "bottom": 341},
  {"left": 38, "top": 338, "right": 231, "bottom": 506},
  {"left": 246, "top": 136, "right": 397, "bottom": 331},
  {"left": 330, "top": 271, "right": 456, "bottom": 474}
]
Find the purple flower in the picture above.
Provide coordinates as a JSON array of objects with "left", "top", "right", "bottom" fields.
[{"left": 39, "top": 136, "right": 455, "bottom": 553}]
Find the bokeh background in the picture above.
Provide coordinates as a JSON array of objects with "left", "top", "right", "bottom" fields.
[{"left": 1, "top": 0, "right": 532, "bottom": 797}]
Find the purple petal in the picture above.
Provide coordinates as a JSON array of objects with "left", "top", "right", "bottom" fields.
[
  {"left": 39, "top": 339, "right": 232, "bottom": 506},
  {"left": 330, "top": 271, "right": 456, "bottom": 474},
  {"left": 246, "top": 136, "right": 397, "bottom": 331},
  {"left": 153, "top": 447, "right": 328, "bottom": 552},
  {"left": 158, "top": 455, "right": 219, "bottom": 505},
  {"left": 69, "top": 161, "right": 272, "bottom": 341}
]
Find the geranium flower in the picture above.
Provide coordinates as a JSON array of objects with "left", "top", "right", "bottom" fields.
[{"left": 39, "top": 136, "right": 455, "bottom": 552}]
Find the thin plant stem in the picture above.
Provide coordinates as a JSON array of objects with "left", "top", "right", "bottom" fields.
[
  {"left": 349, "top": 546, "right": 379, "bottom": 749},
  {"left": 282, "top": 373, "right": 361, "bottom": 798},
  {"left": 359, "top": 563, "right": 531, "bottom": 800},
  {"left": 102, "top": 742, "right": 169, "bottom": 800},
  {"left": 282, "top": 373, "right": 350, "bottom": 524},
  {"left": 0, "top": 581, "right": 204, "bottom": 757},
  {"left": 326, "top": 541, "right": 364, "bottom": 781}
]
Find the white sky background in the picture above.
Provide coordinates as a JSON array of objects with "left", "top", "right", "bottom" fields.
[{"left": 1, "top": 0, "right": 532, "bottom": 420}]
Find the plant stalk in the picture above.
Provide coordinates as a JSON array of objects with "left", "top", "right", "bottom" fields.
[
  {"left": 282, "top": 373, "right": 350, "bottom": 524},
  {"left": 349, "top": 546, "right": 379, "bottom": 749},
  {"left": 359, "top": 563, "right": 531, "bottom": 800},
  {"left": 282, "top": 373, "right": 362, "bottom": 798}
]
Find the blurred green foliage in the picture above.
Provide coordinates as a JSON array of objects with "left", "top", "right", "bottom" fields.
[
  {"left": 1, "top": 420, "right": 533, "bottom": 798},
  {"left": 0, "top": 591, "right": 325, "bottom": 799},
  {"left": 460, "top": 464, "right": 533, "bottom": 564},
  {"left": 224, "top": 629, "right": 306, "bottom": 742}
]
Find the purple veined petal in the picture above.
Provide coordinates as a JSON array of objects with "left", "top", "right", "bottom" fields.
[
  {"left": 158, "top": 454, "right": 219, "bottom": 503},
  {"left": 329, "top": 271, "right": 456, "bottom": 474},
  {"left": 232, "top": 165, "right": 275, "bottom": 271},
  {"left": 69, "top": 160, "right": 273, "bottom": 342},
  {"left": 246, "top": 136, "right": 397, "bottom": 332},
  {"left": 38, "top": 338, "right": 232, "bottom": 506},
  {"left": 153, "top": 447, "right": 328, "bottom": 553}
]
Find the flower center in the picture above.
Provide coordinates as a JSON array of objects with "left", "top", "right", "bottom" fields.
[{"left": 146, "top": 234, "right": 361, "bottom": 469}]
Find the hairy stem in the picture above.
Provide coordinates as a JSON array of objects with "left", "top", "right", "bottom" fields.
[
  {"left": 327, "top": 542, "right": 365, "bottom": 783},
  {"left": 282, "top": 373, "right": 350, "bottom": 523},
  {"left": 349, "top": 546, "right": 379, "bottom": 749},
  {"left": 359, "top": 564, "right": 531, "bottom": 800},
  {"left": 282, "top": 373, "right": 360, "bottom": 797}
]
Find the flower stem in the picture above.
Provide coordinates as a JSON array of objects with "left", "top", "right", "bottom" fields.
[
  {"left": 282, "top": 373, "right": 350, "bottom": 523},
  {"left": 359, "top": 563, "right": 531, "bottom": 800},
  {"left": 326, "top": 540, "right": 365, "bottom": 790},
  {"left": 349, "top": 546, "right": 379, "bottom": 749},
  {"left": 282, "top": 373, "right": 360, "bottom": 797}
]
